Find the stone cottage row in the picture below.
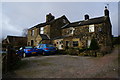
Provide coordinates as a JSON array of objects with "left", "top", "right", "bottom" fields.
[{"left": 27, "top": 6, "right": 112, "bottom": 52}]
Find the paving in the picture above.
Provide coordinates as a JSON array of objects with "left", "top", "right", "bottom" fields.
[{"left": 4, "top": 47, "right": 119, "bottom": 78}]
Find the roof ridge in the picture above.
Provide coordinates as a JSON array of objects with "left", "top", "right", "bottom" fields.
[{"left": 71, "top": 16, "right": 105, "bottom": 24}]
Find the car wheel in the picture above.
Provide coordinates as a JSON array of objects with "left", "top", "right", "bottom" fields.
[{"left": 23, "top": 53, "right": 26, "bottom": 58}]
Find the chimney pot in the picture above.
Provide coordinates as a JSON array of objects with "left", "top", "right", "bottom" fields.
[{"left": 84, "top": 14, "right": 89, "bottom": 20}]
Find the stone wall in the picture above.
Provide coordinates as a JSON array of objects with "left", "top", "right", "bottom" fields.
[
  {"left": 50, "top": 17, "right": 69, "bottom": 39},
  {"left": 61, "top": 22, "right": 112, "bottom": 51},
  {"left": 44, "top": 25, "right": 50, "bottom": 37},
  {"left": 27, "top": 27, "right": 39, "bottom": 46}
]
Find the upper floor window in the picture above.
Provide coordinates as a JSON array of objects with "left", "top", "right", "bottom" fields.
[
  {"left": 63, "top": 19, "right": 66, "bottom": 23},
  {"left": 89, "top": 24, "right": 94, "bottom": 32},
  {"left": 99, "top": 27, "right": 102, "bottom": 32},
  {"left": 31, "top": 30, "right": 34, "bottom": 36},
  {"left": 40, "top": 27, "right": 44, "bottom": 34},
  {"left": 69, "top": 27, "right": 75, "bottom": 35}
]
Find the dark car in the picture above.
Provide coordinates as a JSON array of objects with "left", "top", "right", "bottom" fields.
[
  {"left": 36, "top": 44, "right": 57, "bottom": 55},
  {"left": 16, "top": 46, "right": 39, "bottom": 58}
]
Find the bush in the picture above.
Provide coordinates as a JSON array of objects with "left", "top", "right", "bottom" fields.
[
  {"left": 65, "top": 47, "right": 79, "bottom": 55},
  {"left": 89, "top": 38, "right": 99, "bottom": 50}
]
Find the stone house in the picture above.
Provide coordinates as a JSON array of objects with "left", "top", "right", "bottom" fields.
[
  {"left": 27, "top": 13, "right": 70, "bottom": 46},
  {"left": 27, "top": 6, "right": 112, "bottom": 52},
  {"left": 2, "top": 35, "right": 27, "bottom": 50}
]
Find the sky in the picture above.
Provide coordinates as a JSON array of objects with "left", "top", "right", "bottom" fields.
[{"left": 1, "top": 2, "right": 119, "bottom": 41}]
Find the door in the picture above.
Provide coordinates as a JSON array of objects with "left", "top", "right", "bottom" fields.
[
  {"left": 31, "top": 40, "right": 34, "bottom": 46},
  {"left": 66, "top": 41, "right": 69, "bottom": 49}
]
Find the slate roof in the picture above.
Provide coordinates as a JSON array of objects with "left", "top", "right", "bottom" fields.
[
  {"left": 61, "top": 16, "right": 108, "bottom": 29},
  {"left": 7, "top": 35, "right": 27, "bottom": 43},
  {"left": 2, "top": 35, "right": 27, "bottom": 45},
  {"left": 40, "top": 34, "right": 50, "bottom": 40},
  {"left": 30, "top": 15, "right": 70, "bottom": 29}
]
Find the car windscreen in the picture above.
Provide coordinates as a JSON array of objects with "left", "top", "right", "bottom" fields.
[
  {"left": 46, "top": 44, "right": 54, "bottom": 47},
  {"left": 25, "top": 46, "right": 33, "bottom": 49}
]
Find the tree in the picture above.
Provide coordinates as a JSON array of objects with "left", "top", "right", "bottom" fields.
[{"left": 22, "top": 28, "right": 28, "bottom": 37}]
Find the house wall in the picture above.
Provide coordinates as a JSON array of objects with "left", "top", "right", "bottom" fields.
[
  {"left": 27, "top": 27, "right": 39, "bottom": 46},
  {"left": 50, "top": 18, "right": 69, "bottom": 39},
  {"left": 44, "top": 25, "right": 50, "bottom": 37},
  {"left": 53, "top": 39, "right": 64, "bottom": 50},
  {"left": 63, "top": 37, "right": 82, "bottom": 49},
  {"left": 35, "top": 35, "right": 42, "bottom": 45},
  {"left": 61, "top": 22, "right": 112, "bottom": 50}
]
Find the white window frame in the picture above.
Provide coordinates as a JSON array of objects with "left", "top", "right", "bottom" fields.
[
  {"left": 40, "top": 27, "right": 44, "bottom": 34},
  {"left": 69, "top": 27, "right": 75, "bottom": 34},
  {"left": 89, "top": 24, "right": 94, "bottom": 32},
  {"left": 32, "top": 30, "right": 34, "bottom": 36}
]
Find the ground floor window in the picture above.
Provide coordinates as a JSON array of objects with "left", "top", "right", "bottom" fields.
[{"left": 73, "top": 41, "right": 78, "bottom": 47}]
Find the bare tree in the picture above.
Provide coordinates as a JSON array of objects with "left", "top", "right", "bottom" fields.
[{"left": 22, "top": 28, "right": 28, "bottom": 37}]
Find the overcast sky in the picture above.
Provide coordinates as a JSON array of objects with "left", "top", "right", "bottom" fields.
[{"left": 1, "top": 2, "right": 119, "bottom": 40}]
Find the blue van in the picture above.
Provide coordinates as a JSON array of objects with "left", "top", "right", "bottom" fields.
[{"left": 36, "top": 44, "right": 57, "bottom": 55}]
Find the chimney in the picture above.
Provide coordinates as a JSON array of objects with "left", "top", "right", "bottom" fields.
[
  {"left": 84, "top": 14, "right": 89, "bottom": 20},
  {"left": 104, "top": 6, "right": 109, "bottom": 17},
  {"left": 46, "top": 13, "right": 55, "bottom": 22}
]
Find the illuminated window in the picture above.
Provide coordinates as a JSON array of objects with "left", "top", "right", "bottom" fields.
[
  {"left": 89, "top": 25, "right": 94, "bottom": 32},
  {"left": 31, "top": 30, "right": 34, "bottom": 36},
  {"left": 40, "top": 27, "right": 44, "bottom": 34}
]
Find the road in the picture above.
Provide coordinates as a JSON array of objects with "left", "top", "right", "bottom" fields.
[{"left": 4, "top": 47, "right": 119, "bottom": 78}]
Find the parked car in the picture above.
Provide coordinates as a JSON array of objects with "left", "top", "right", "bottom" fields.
[
  {"left": 16, "top": 46, "right": 39, "bottom": 58},
  {"left": 36, "top": 44, "right": 57, "bottom": 55}
]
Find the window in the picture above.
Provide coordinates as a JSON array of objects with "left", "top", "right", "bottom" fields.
[
  {"left": 69, "top": 30, "right": 73, "bottom": 34},
  {"left": 89, "top": 25, "right": 94, "bottom": 32},
  {"left": 31, "top": 30, "right": 34, "bottom": 36},
  {"left": 40, "top": 27, "right": 44, "bottom": 34},
  {"left": 73, "top": 41, "right": 78, "bottom": 47},
  {"left": 63, "top": 19, "right": 66, "bottom": 23},
  {"left": 69, "top": 27, "right": 75, "bottom": 34},
  {"left": 37, "top": 44, "right": 43, "bottom": 48},
  {"left": 99, "top": 27, "right": 102, "bottom": 32},
  {"left": 66, "top": 41, "right": 69, "bottom": 47}
]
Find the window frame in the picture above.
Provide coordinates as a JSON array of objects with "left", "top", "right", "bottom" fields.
[
  {"left": 40, "top": 27, "right": 44, "bottom": 34},
  {"left": 73, "top": 41, "right": 79, "bottom": 47},
  {"left": 89, "top": 24, "right": 95, "bottom": 32},
  {"left": 31, "top": 30, "right": 34, "bottom": 36}
]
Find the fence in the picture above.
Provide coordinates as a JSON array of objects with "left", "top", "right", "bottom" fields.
[{"left": 2, "top": 46, "right": 21, "bottom": 77}]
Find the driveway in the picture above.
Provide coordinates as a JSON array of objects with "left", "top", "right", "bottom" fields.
[{"left": 5, "top": 47, "right": 119, "bottom": 78}]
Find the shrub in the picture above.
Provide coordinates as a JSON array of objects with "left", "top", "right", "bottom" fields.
[{"left": 89, "top": 38, "right": 99, "bottom": 50}]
